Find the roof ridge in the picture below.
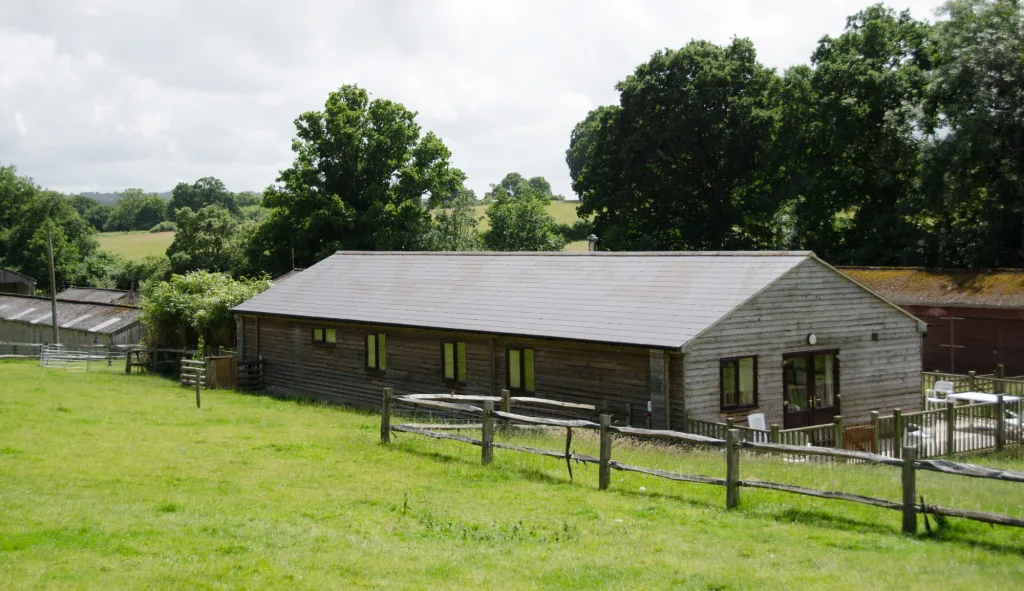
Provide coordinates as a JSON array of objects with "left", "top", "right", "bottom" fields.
[{"left": 332, "top": 251, "right": 813, "bottom": 257}]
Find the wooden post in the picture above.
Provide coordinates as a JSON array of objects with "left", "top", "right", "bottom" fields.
[
  {"left": 901, "top": 445, "right": 917, "bottom": 535},
  {"left": 834, "top": 415, "right": 844, "bottom": 450},
  {"left": 726, "top": 429, "right": 740, "bottom": 509},
  {"left": 195, "top": 375, "right": 201, "bottom": 409},
  {"left": 870, "top": 411, "right": 880, "bottom": 454},
  {"left": 597, "top": 414, "right": 612, "bottom": 490},
  {"left": 893, "top": 408, "right": 903, "bottom": 460},
  {"left": 946, "top": 399, "right": 956, "bottom": 456},
  {"left": 968, "top": 370, "right": 976, "bottom": 392},
  {"left": 996, "top": 394, "right": 1006, "bottom": 451},
  {"left": 482, "top": 400, "right": 494, "bottom": 465},
  {"left": 380, "top": 387, "right": 392, "bottom": 445},
  {"left": 124, "top": 349, "right": 132, "bottom": 374},
  {"left": 770, "top": 424, "right": 780, "bottom": 444},
  {"left": 996, "top": 364, "right": 1006, "bottom": 394},
  {"left": 500, "top": 388, "right": 511, "bottom": 430}
]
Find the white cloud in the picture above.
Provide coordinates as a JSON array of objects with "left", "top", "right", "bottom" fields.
[{"left": 0, "top": 0, "right": 942, "bottom": 197}]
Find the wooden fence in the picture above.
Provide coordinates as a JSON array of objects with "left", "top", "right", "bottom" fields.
[
  {"left": 179, "top": 359, "right": 206, "bottom": 388},
  {"left": 381, "top": 388, "right": 1024, "bottom": 535}
]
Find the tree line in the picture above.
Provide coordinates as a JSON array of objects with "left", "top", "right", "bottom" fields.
[
  {"left": 570, "top": 0, "right": 1024, "bottom": 268},
  {"left": 2, "top": 0, "right": 1019, "bottom": 305}
]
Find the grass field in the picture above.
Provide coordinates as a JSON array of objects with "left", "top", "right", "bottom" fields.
[
  {"left": 3, "top": 361, "right": 1024, "bottom": 589},
  {"left": 96, "top": 231, "right": 175, "bottom": 260}
]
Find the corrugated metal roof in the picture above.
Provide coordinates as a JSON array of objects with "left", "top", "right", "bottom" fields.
[
  {"left": 233, "top": 251, "right": 813, "bottom": 349},
  {"left": 0, "top": 294, "right": 140, "bottom": 334},
  {"left": 56, "top": 287, "right": 139, "bottom": 305},
  {"left": 841, "top": 267, "right": 1024, "bottom": 309}
]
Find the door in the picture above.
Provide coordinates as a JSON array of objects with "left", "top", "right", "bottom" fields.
[{"left": 784, "top": 351, "right": 840, "bottom": 429}]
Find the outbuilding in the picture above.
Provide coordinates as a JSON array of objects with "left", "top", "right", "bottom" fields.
[
  {"left": 842, "top": 267, "right": 1024, "bottom": 376},
  {"left": 233, "top": 252, "right": 925, "bottom": 429},
  {"left": 0, "top": 293, "right": 143, "bottom": 346},
  {"left": 0, "top": 267, "right": 36, "bottom": 296}
]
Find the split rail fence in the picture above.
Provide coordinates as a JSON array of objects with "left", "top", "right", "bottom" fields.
[{"left": 381, "top": 388, "right": 1024, "bottom": 536}]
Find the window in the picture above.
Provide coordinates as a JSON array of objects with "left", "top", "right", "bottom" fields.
[
  {"left": 506, "top": 348, "right": 535, "bottom": 393},
  {"left": 365, "top": 333, "right": 386, "bottom": 372},
  {"left": 442, "top": 341, "right": 467, "bottom": 383},
  {"left": 312, "top": 327, "right": 336, "bottom": 345},
  {"left": 720, "top": 356, "right": 757, "bottom": 411}
]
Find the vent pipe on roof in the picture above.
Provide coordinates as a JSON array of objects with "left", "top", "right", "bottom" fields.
[{"left": 587, "top": 234, "right": 599, "bottom": 252}]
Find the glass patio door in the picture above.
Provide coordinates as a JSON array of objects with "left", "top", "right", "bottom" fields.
[{"left": 784, "top": 351, "right": 840, "bottom": 428}]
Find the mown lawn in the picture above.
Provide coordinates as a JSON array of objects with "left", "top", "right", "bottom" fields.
[
  {"left": 2, "top": 360, "right": 1023, "bottom": 590},
  {"left": 96, "top": 231, "right": 175, "bottom": 260}
]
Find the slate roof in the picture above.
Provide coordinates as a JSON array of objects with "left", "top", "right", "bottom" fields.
[
  {"left": 0, "top": 294, "right": 141, "bottom": 334},
  {"left": 841, "top": 267, "right": 1024, "bottom": 309},
  {"left": 233, "top": 251, "right": 819, "bottom": 349}
]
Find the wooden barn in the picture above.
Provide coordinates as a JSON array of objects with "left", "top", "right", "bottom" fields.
[
  {"left": 0, "top": 267, "right": 36, "bottom": 296},
  {"left": 233, "top": 252, "right": 925, "bottom": 429},
  {"left": 842, "top": 267, "right": 1024, "bottom": 376}
]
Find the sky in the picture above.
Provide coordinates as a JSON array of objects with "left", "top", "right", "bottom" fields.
[{"left": 1, "top": 0, "right": 942, "bottom": 200}]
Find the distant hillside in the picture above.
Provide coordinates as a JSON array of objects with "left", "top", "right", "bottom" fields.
[{"left": 78, "top": 191, "right": 172, "bottom": 204}]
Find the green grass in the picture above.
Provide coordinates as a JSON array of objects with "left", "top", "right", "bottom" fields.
[
  {"left": 96, "top": 231, "right": 175, "bottom": 260},
  {"left": 3, "top": 360, "right": 1024, "bottom": 589}
]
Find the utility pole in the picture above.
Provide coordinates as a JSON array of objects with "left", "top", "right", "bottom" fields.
[{"left": 46, "top": 222, "right": 59, "bottom": 344}]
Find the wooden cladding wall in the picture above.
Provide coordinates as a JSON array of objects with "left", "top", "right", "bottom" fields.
[
  {"left": 907, "top": 305, "right": 1024, "bottom": 376},
  {"left": 684, "top": 258, "right": 923, "bottom": 426},
  {"left": 251, "top": 315, "right": 652, "bottom": 421}
]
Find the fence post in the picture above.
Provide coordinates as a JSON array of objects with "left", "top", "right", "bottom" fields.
[
  {"left": 599, "top": 414, "right": 612, "bottom": 490},
  {"left": 770, "top": 424, "right": 780, "bottom": 444},
  {"left": 834, "top": 415, "right": 844, "bottom": 449},
  {"left": 902, "top": 445, "right": 917, "bottom": 535},
  {"left": 380, "top": 387, "right": 392, "bottom": 445},
  {"left": 500, "top": 388, "right": 511, "bottom": 430},
  {"left": 997, "top": 394, "right": 1006, "bottom": 451},
  {"left": 968, "top": 370, "right": 976, "bottom": 392},
  {"left": 124, "top": 349, "right": 132, "bottom": 374},
  {"left": 482, "top": 400, "right": 494, "bottom": 465},
  {"left": 870, "top": 411, "right": 880, "bottom": 454},
  {"left": 946, "top": 399, "right": 956, "bottom": 456},
  {"left": 726, "top": 429, "right": 740, "bottom": 509},
  {"left": 893, "top": 408, "right": 903, "bottom": 459},
  {"left": 996, "top": 364, "right": 1006, "bottom": 394},
  {"left": 195, "top": 375, "right": 201, "bottom": 409}
]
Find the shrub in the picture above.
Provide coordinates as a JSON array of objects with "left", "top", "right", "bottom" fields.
[
  {"left": 556, "top": 218, "right": 595, "bottom": 242},
  {"left": 140, "top": 271, "right": 270, "bottom": 352},
  {"left": 149, "top": 221, "right": 176, "bottom": 233}
]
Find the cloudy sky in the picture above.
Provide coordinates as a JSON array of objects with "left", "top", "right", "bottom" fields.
[{"left": 2, "top": 0, "right": 941, "bottom": 199}]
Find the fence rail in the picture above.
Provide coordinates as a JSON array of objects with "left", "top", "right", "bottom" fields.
[{"left": 381, "top": 388, "right": 1024, "bottom": 537}]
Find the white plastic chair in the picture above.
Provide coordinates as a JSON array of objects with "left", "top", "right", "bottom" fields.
[
  {"left": 747, "top": 413, "right": 767, "bottom": 431},
  {"left": 934, "top": 380, "right": 955, "bottom": 398}
]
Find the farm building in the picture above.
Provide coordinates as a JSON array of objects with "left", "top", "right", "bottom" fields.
[
  {"left": 842, "top": 267, "right": 1024, "bottom": 376},
  {"left": 0, "top": 268, "right": 36, "bottom": 295},
  {"left": 232, "top": 252, "right": 925, "bottom": 429},
  {"left": 57, "top": 287, "right": 139, "bottom": 306},
  {"left": 0, "top": 293, "right": 143, "bottom": 346}
]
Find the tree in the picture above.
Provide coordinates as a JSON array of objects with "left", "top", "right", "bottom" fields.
[
  {"left": 425, "top": 187, "right": 482, "bottom": 250},
  {"left": 140, "top": 271, "right": 270, "bottom": 351},
  {"left": 66, "top": 195, "right": 111, "bottom": 231},
  {"left": 103, "top": 189, "right": 168, "bottom": 231},
  {"left": 571, "top": 39, "right": 784, "bottom": 251},
  {"left": 428, "top": 184, "right": 476, "bottom": 210},
  {"left": 249, "top": 84, "right": 465, "bottom": 274},
  {"left": 923, "top": 0, "right": 1024, "bottom": 267},
  {"left": 166, "top": 205, "right": 245, "bottom": 275},
  {"left": 168, "top": 177, "right": 238, "bottom": 215},
  {"left": 566, "top": 106, "right": 619, "bottom": 194},
  {"left": 483, "top": 184, "right": 567, "bottom": 251},
  {"left": 782, "top": 5, "right": 933, "bottom": 265},
  {"left": 483, "top": 172, "right": 563, "bottom": 203},
  {"left": 0, "top": 172, "right": 101, "bottom": 292}
]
